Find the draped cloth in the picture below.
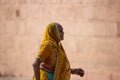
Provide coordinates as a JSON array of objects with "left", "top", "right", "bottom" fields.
[{"left": 33, "top": 22, "right": 71, "bottom": 80}]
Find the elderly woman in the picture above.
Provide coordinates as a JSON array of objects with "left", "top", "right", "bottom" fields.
[{"left": 32, "top": 22, "right": 84, "bottom": 80}]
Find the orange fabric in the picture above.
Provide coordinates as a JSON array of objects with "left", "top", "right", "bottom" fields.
[
  {"left": 33, "top": 69, "right": 48, "bottom": 80},
  {"left": 37, "top": 42, "right": 54, "bottom": 62}
]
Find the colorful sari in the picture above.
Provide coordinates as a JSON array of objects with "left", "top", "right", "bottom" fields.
[{"left": 33, "top": 22, "right": 71, "bottom": 80}]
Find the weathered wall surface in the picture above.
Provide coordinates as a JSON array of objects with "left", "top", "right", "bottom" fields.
[{"left": 0, "top": 0, "right": 120, "bottom": 80}]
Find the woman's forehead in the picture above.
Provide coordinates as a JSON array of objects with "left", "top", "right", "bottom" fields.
[{"left": 58, "top": 26, "right": 64, "bottom": 32}]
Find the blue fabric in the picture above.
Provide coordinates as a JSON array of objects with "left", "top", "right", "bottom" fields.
[{"left": 46, "top": 72, "right": 54, "bottom": 80}]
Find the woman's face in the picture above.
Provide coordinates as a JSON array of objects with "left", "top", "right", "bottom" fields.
[{"left": 58, "top": 26, "right": 64, "bottom": 41}]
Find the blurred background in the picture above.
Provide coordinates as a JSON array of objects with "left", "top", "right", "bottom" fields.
[{"left": 0, "top": 0, "right": 120, "bottom": 80}]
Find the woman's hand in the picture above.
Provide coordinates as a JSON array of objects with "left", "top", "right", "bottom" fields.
[{"left": 71, "top": 68, "right": 84, "bottom": 77}]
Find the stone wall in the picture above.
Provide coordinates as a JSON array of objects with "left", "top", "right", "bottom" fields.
[{"left": 0, "top": 0, "right": 120, "bottom": 80}]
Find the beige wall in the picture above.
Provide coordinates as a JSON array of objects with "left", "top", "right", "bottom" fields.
[{"left": 0, "top": 0, "right": 120, "bottom": 80}]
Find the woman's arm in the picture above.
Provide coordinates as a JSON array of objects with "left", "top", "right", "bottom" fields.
[{"left": 33, "top": 58, "right": 42, "bottom": 80}]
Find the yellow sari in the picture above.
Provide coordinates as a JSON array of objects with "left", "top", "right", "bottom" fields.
[{"left": 33, "top": 22, "right": 71, "bottom": 80}]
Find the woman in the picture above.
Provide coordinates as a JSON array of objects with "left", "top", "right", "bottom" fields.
[{"left": 33, "top": 22, "right": 84, "bottom": 80}]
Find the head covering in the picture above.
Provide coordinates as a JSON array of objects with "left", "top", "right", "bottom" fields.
[{"left": 42, "top": 22, "right": 61, "bottom": 44}]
